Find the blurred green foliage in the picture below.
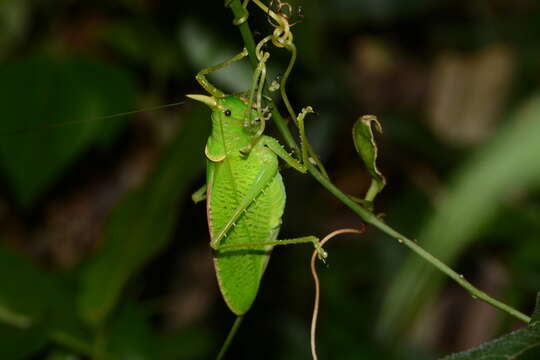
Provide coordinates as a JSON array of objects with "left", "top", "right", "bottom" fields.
[
  {"left": 0, "top": 0, "right": 539, "bottom": 359},
  {"left": 442, "top": 294, "right": 540, "bottom": 359},
  {"left": 0, "top": 57, "right": 134, "bottom": 208}
]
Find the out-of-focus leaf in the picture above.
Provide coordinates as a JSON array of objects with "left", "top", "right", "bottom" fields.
[
  {"left": 46, "top": 349, "right": 78, "bottom": 360},
  {"left": 0, "top": 323, "right": 48, "bottom": 359},
  {"left": 0, "top": 56, "right": 135, "bottom": 208},
  {"left": 352, "top": 115, "right": 386, "bottom": 207},
  {"left": 154, "top": 327, "right": 216, "bottom": 360},
  {"left": 440, "top": 293, "right": 540, "bottom": 359},
  {"left": 0, "top": 303, "right": 31, "bottom": 329},
  {"left": 78, "top": 107, "right": 210, "bottom": 326},
  {"left": 106, "top": 19, "right": 187, "bottom": 80},
  {"left": 327, "top": 0, "right": 433, "bottom": 22},
  {"left": 0, "top": 244, "right": 65, "bottom": 323},
  {"left": 0, "top": 0, "right": 29, "bottom": 59},
  {"left": 380, "top": 94, "right": 540, "bottom": 338},
  {"left": 0, "top": 244, "right": 85, "bottom": 358},
  {"left": 108, "top": 302, "right": 153, "bottom": 359},
  {"left": 441, "top": 327, "right": 540, "bottom": 360}
]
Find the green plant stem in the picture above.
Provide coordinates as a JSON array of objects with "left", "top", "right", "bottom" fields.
[
  {"left": 227, "top": 0, "right": 297, "bottom": 151},
  {"left": 217, "top": 316, "right": 244, "bottom": 360},
  {"left": 0, "top": 305, "right": 32, "bottom": 328},
  {"left": 307, "top": 165, "right": 531, "bottom": 324},
  {"left": 226, "top": 0, "right": 531, "bottom": 325},
  {"left": 50, "top": 332, "right": 96, "bottom": 357}
]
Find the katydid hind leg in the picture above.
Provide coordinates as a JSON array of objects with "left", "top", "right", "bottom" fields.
[
  {"left": 218, "top": 234, "right": 328, "bottom": 260},
  {"left": 211, "top": 162, "right": 278, "bottom": 249}
]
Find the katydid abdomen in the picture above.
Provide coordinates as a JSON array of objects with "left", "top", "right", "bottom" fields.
[
  {"left": 200, "top": 95, "right": 286, "bottom": 315},
  {"left": 189, "top": 76, "right": 326, "bottom": 318},
  {"left": 208, "top": 143, "right": 285, "bottom": 315}
]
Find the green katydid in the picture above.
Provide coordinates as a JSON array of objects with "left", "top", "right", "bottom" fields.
[
  {"left": 187, "top": 48, "right": 328, "bottom": 317},
  {"left": 186, "top": 39, "right": 367, "bottom": 358}
]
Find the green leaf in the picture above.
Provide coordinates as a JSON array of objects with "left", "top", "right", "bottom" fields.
[
  {"left": 0, "top": 244, "right": 85, "bottom": 358},
  {"left": 0, "top": 56, "right": 135, "bottom": 208},
  {"left": 352, "top": 115, "right": 386, "bottom": 206},
  {"left": 441, "top": 293, "right": 540, "bottom": 359},
  {"left": 154, "top": 327, "right": 216, "bottom": 360},
  {"left": 78, "top": 107, "right": 210, "bottom": 326},
  {"left": 0, "top": 244, "right": 66, "bottom": 324},
  {"left": 0, "top": 323, "right": 48, "bottom": 359},
  {"left": 0, "top": 0, "right": 30, "bottom": 60},
  {"left": 46, "top": 349, "right": 79, "bottom": 360},
  {"left": 441, "top": 326, "right": 540, "bottom": 360},
  {"left": 108, "top": 302, "right": 153, "bottom": 359},
  {"left": 380, "top": 94, "right": 540, "bottom": 339}
]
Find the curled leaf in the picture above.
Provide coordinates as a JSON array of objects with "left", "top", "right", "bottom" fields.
[{"left": 352, "top": 115, "right": 386, "bottom": 205}]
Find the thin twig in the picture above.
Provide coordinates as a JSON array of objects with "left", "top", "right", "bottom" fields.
[
  {"left": 217, "top": 316, "right": 244, "bottom": 360},
  {"left": 308, "top": 165, "right": 531, "bottom": 324},
  {"left": 310, "top": 227, "right": 365, "bottom": 360}
]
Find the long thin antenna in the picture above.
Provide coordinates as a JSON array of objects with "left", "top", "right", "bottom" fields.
[{"left": 0, "top": 101, "right": 186, "bottom": 137}]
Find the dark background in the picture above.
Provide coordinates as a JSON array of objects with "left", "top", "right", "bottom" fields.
[{"left": 0, "top": 0, "right": 539, "bottom": 359}]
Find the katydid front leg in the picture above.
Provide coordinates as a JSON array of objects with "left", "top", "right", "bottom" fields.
[
  {"left": 195, "top": 48, "right": 248, "bottom": 98},
  {"left": 262, "top": 106, "right": 316, "bottom": 174},
  {"left": 191, "top": 184, "right": 207, "bottom": 203}
]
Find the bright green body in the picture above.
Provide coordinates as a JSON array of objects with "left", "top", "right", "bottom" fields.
[
  {"left": 205, "top": 96, "right": 286, "bottom": 315},
  {"left": 188, "top": 50, "right": 325, "bottom": 317}
]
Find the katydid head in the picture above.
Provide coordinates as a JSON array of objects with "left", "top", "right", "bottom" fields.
[{"left": 187, "top": 94, "right": 258, "bottom": 131}]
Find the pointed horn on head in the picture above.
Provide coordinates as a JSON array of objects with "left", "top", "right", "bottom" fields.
[{"left": 186, "top": 94, "right": 218, "bottom": 109}]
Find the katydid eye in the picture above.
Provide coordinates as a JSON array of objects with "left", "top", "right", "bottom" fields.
[{"left": 224, "top": 109, "right": 232, "bottom": 117}]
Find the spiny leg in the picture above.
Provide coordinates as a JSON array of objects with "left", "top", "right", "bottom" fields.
[
  {"left": 195, "top": 48, "right": 248, "bottom": 98},
  {"left": 280, "top": 104, "right": 329, "bottom": 179},
  {"left": 209, "top": 142, "right": 316, "bottom": 250},
  {"left": 295, "top": 103, "right": 329, "bottom": 179},
  {"left": 278, "top": 40, "right": 329, "bottom": 179},
  {"left": 261, "top": 135, "right": 306, "bottom": 173},
  {"left": 217, "top": 235, "right": 328, "bottom": 260},
  {"left": 296, "top": 106, "right": 315, "bottom": 171},
  {"left": 259, "top": 107, "right": 316, "bottom": 176},
  {"left": 210, "top": 163, "right": 278, "bottom": 249}
]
